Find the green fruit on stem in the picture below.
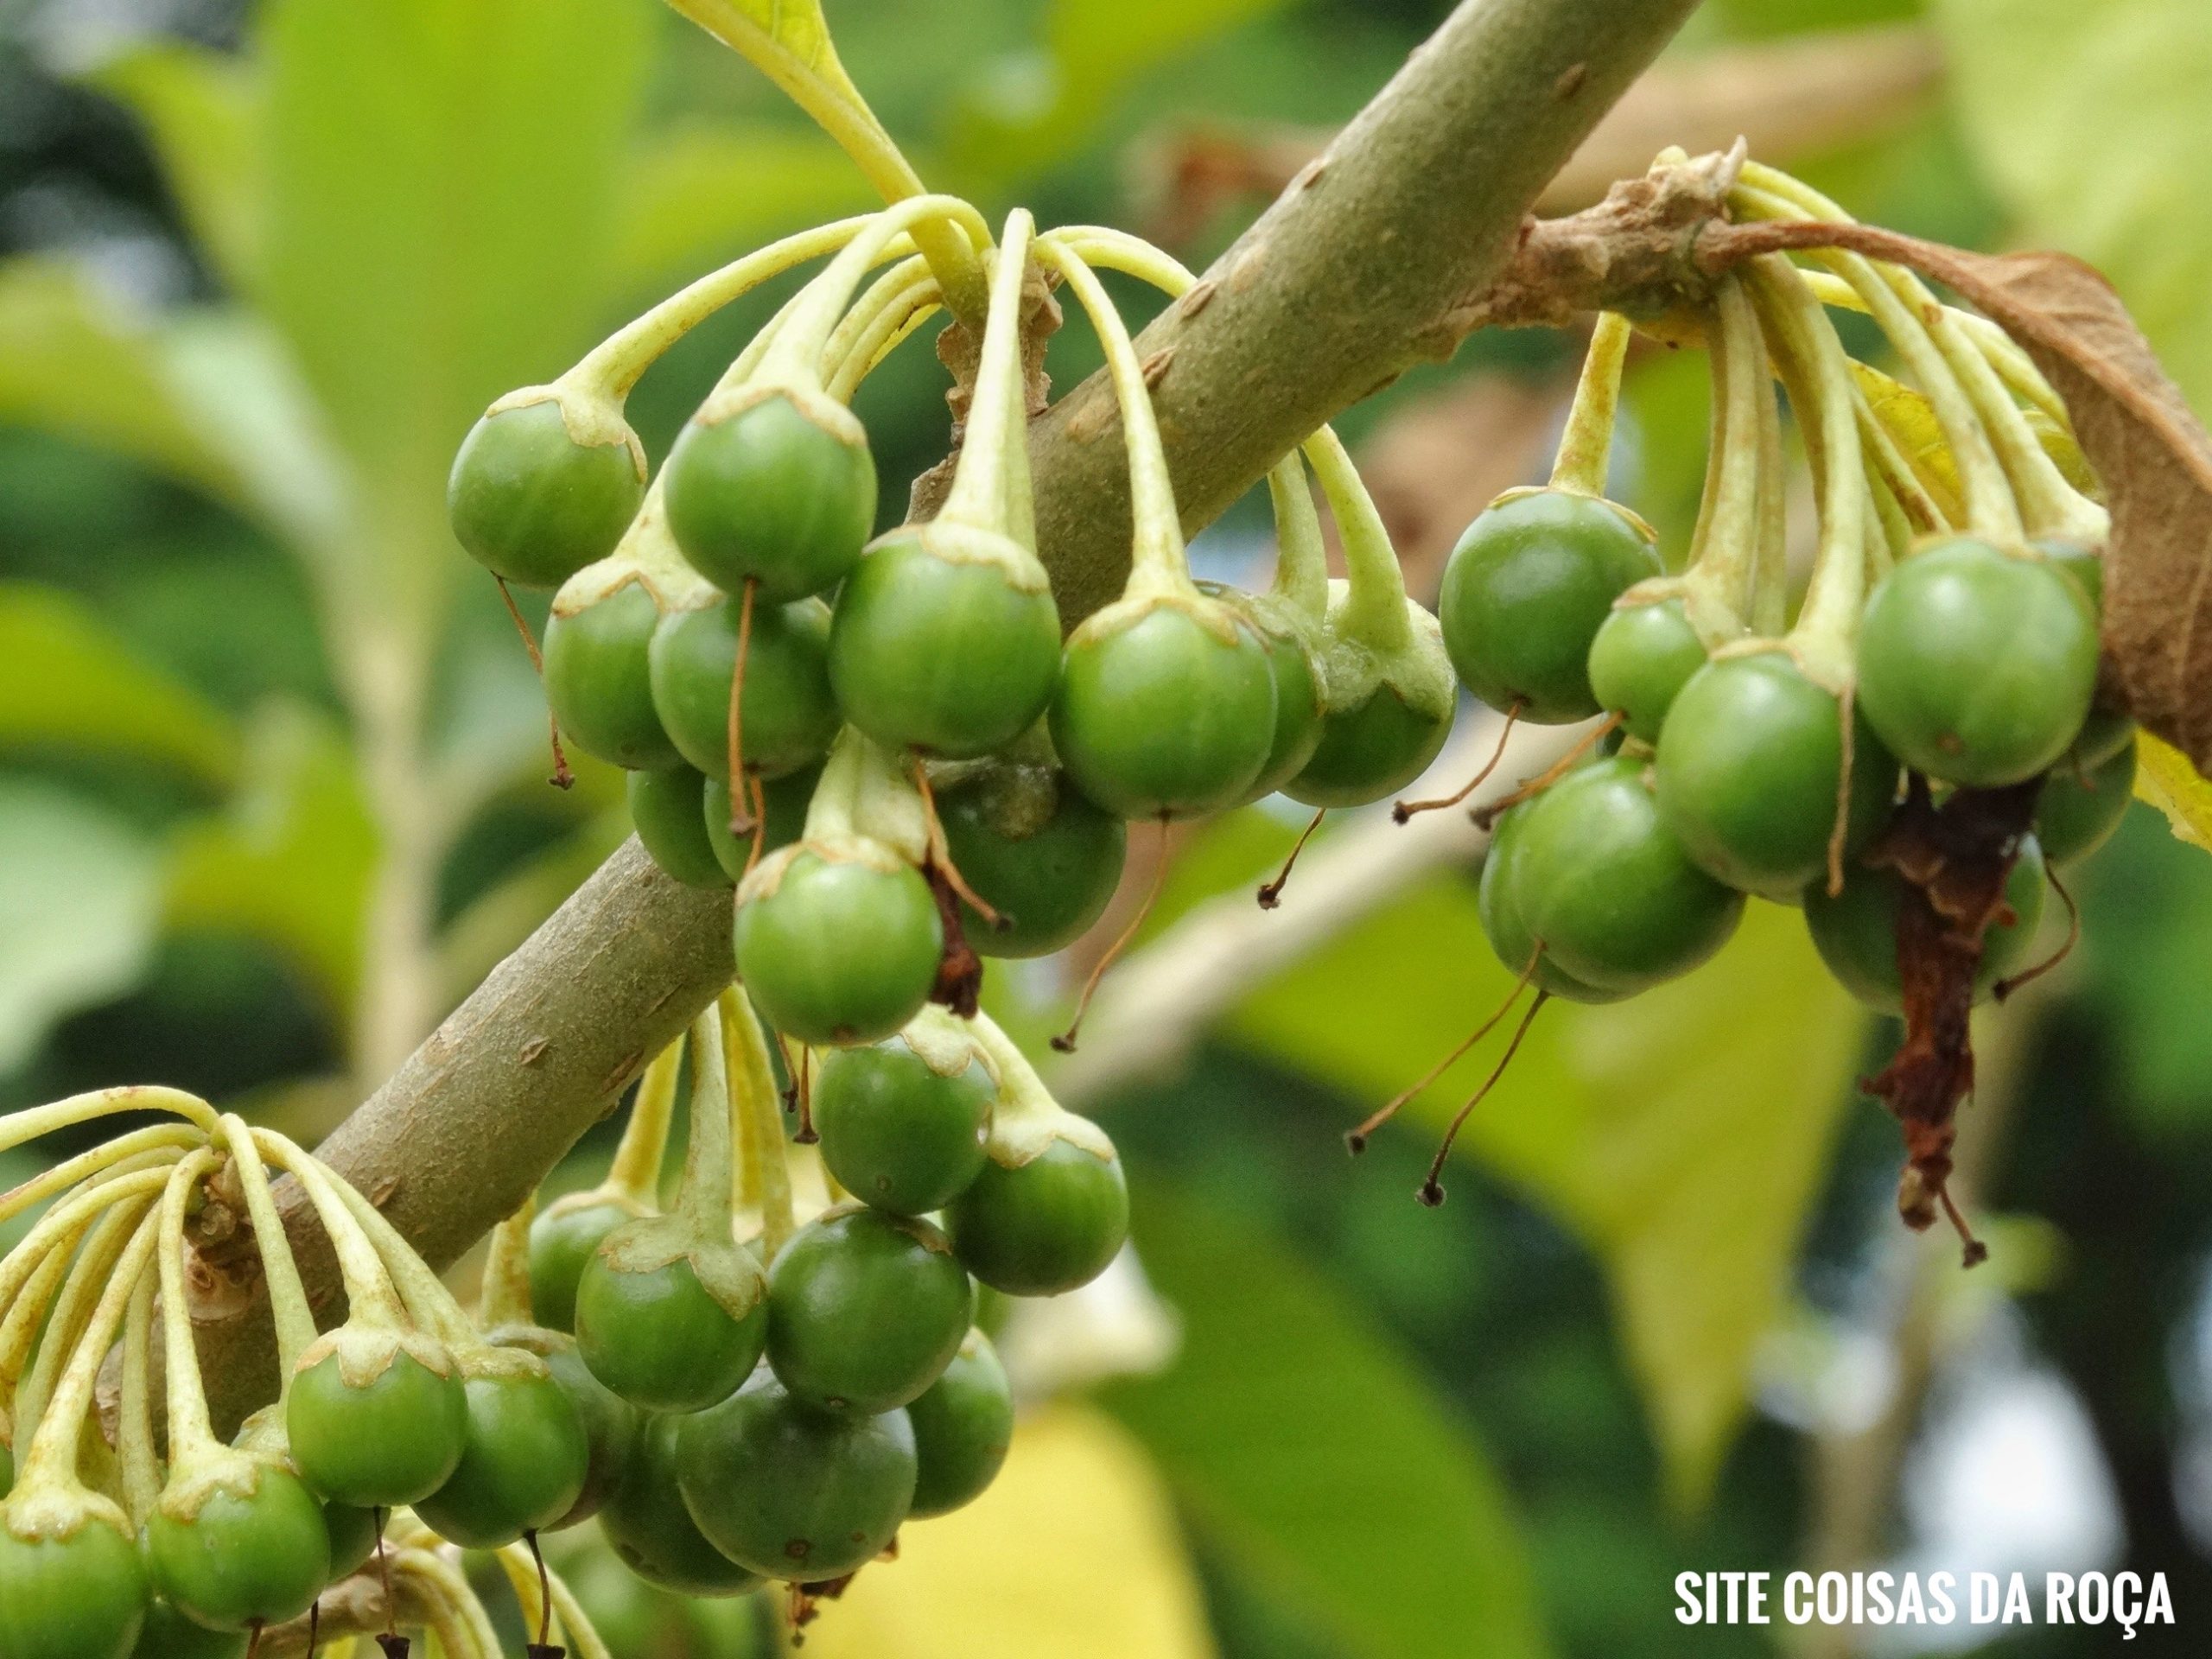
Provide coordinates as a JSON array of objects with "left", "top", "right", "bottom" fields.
[
  {"left": 1198, "top": 583, "right": 1326, "bottom": 800},
  {"left": 945, "top": 1138, "right": 1129, "bottom": 1298},
  {"left": 1475, "top": 801, "right": 1627, "bottom": 1004},
  {"left": 574, "top": 1225, "right": 769, "bottom": 1416},
  {"left": 1855, "top": 537, "right": 2099, "bottom": 787},
  {"left": 1286, "top": 680, "right": 1454, "bottom": 808},
  {"left": 828, "top": 525, "right": 1063, "bottom": 759},
  {"left": 704, "top": 766, "right": 817, "bottom": 883},
  {"left": 1587, "top": 595, "right": 1707, "bottom": 743},
  {"left": 529, "top": 1193, "right": 649, "bottom": 1336},
  {"left": 286, "top": 1327, "right": 468, "bottom": 1509},
  {"left": 1804, "top": 835, "right": 2048, "bottom": 1015},
  {"left": 664, "top": 391, "right": 877, "bottom": 602},
  {"left": 1653, "top": 651, "right": 1898, "bottom": 898},
  {"left": 1505, "top": 755, "right": 1745, "bottom": 994},
  {"left": 1049, "top": 596, "right": 1277, "bottom": 820},
  {"left": 0, "top": 1497, "right": 147, "bottom": 1659},
  {"left": 130, "top": 1599, "right": 248, "bottom": 1659},
  {"left": 629, "top": 767, "right": 731, "bottom": 889},
  {"left": 2036, "top": 739, "right": 2136, "bottom": 867},
  {"left": 322, "top": 1502, "right": 379, "bottom": 1580},
  {"left": 734, "top": 843, "right": 943, "bottom": 1047},
  {"left": 143, "top": 1459, "right": 329, "bottom": 1632},
  {"left": 448, "top": 397, "right": 645, "bottom": 589},
  {"left": 412, "top": 1358, "right": 590, "bottom": 1548},
  {"left": 813, "top": 1037, "right": 993, "bottom": 1217},
  {"left": 766, "top": 1208, "right": 976, "bottom": 1415},
  {"left": 1439, "top": 489, "right": 1662, "bottom": 723},
  {"left": 648, "top": 594, "right": 838, "bottom": 783},
  {"left": 906, "top": 1330, "right": 1014, "bottom": 1519},
  {"left": 677, "top": 1372, "right": 917, "bottom": 1582},
  {"left": 600, "top": 1413, "right": 760, "bottom": 1598},
  {"left": 484, "top": 1329, "right": 639, "bottom": 1531},
  {"left": 544, "top": 584, "right": 683, "bottom": 772},
  {"left": 936, "top": 764, "right": 1126, "bottom": 958}
]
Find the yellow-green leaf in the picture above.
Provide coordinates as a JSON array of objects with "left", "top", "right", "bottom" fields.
[
  {"left": 2134, "top": 731, "right": 2212, "bottom": 850},
  {"left": 0, "top": 584, "right": 241, "bottom": 789},
  {"left": 1229, "top": 882, "right": 1864, "bottom": 1510},
  {"left": 85, "top": 41, "right": 263, "bottom": 296},
  {"left": 798, "top": 1405, "right": 1216, "bottom": 1659}
]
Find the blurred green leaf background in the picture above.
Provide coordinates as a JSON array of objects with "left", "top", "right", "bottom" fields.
[{"left": 5, "top": 0, "right": 2212, "bottom": 1654}]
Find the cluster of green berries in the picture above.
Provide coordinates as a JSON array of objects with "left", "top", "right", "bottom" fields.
[{"left": 1438, "top": 164, "right": 2128, "bottom": 1027}]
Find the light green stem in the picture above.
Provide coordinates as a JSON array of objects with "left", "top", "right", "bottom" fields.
[
  {"left": 220, "top": 1113, "right": 318, "bottom": 1378},
  {"left": 821, "top": 253, "right": 932, "bottom": 389},
  {"left": 720, "top": 988, "right": 795, "bottom": 1260},
  {"left": 941, "top": 210, "right": 1041, "bottom": 543},
  {"left": 0, "top": 1154, "right": 182, "bottom": 1320},
  {"left": 249, "top": 1130, "right": 410, "bottom": 1332},
  {"left": 1680, "top": 276, "right": 1762, "bottom": 635},
  {"left": 10, "top": 1193, "right": 156, "bottom": 1461},
  {"left": 159, "top": 1143, "right": 225, "bottom": 1456},
  {"left": 312, "top": 1159, "right": 477, "bottom": 1349},
  {"left": 1304, "top": 425, "right": 1412, "bottom": 650},
  {"left": 0, "top": 1122, "right": 203, "bottom": 1227},
  {"left": 0, "top": 1085, "right": 219, "bottom": 1154},
  {"left": 573, "top": 216, "right": 880, "bottom": 396},
  {"left": 1751, "top": 330, "right": 1789, "bottom": 638},
  {"left": 1548, "top": 311, "right": 1632, "bottom": 497},
  {"left": 118, "top": 1269, "right": 159, "bottom": 1522},
  {"left": 1033, "top": 238, "right": 1192, "bottom": 600},
  {"left": 1264, "top": 453, "right": 1329, "bottom": 620},
  {"left": 825, "top": 274, "right": 942, "bottom": 405},
  {"left": 1851, "top": 381, "right": 1952, "bottom": 535},
  {"left": 606, "top": 1036, "right": 684, "bottom": 1206},
  {"left": 674, "top": 1005, "right": 735, "bottom": 1239},
  {"left": 478, "top": 1198, "right": 535, "bottom": 1332}
]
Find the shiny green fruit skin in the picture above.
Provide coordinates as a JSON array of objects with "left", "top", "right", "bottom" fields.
[
  {"left": 734, "top": 850, "right": 942, "bottom": 1046},
  {"left": 648, "top": 595, "right": 838, "bottom": 783},
  {"left": 629, "top": 767, "right": 731, "bottom": 889},
  {"left": 1804, "top": 835, "right": 2048, "bottom": 1015},
  {"left": 1507, "top": 755, "right": 1745, "bottom": 993},
  {"left": 143, "top": 1465, "right": 328, "bottom": 1631},
  {"left": 413, "top": 1369, "right": 590, "bottom": 1548},
  {"left": 677, "top": 1372, "right": 917, "bottom": 1582},
  {"left": 601, "top": 1413, "right": 761, "bottom": 1598},
  {"left": 521, "top": 1335, "right": 639, "bottom": 1530},
  {"left": 544, "top": 585, "right": 683, "bottom": 772},
  {"left": 945, "top": 1140, "right": 1129, "bottom": 1297},
  {"left": 906, "top": 1331, "right": 1014, "bottom": 1518},
  {"left": 704, "top": 766, "right": 817, "bottom": 883},
  {"left": 1439, "top": 491, "right": 1662, "bottom": 723},
  {"left": 813, "top": 1042, "right": 993, "bottom": 1217},
  {"left": 1198, "top": 583, "right": 1325, "bottom": 800},
  {"left": 574, "top": 1245, "right": 768, "bottom": 1416},
  {"left": 130, "top": 1599, "right": 247, "bottom": 1659},
  {"left": 2036, "top": 739, "right": 2136, "bottom": 867},
  {"left": 529, "top": 1196, "right": 646, "bottom": 1335},
  {"left": 322, "top": 1503, "right": 378, "bottom": 1580},
  {"left": 766, "top": 1210, "right": 976, "bottom": 1415},
  {"left": 1286, "top": 683, "right": 1454, "bottom": 809},
  {"left": 448, "top": 401, "right": 643, "bottom": 589},
  {"left": 1856, "top": 537, "right": 2100, "bottom": 787},
  {"left": 1473, "top": 802, "right": 1624, "bottom": 1004},
  {"left": 0, "top": 1508, "right": 147, "bottom": 1659},
  {"left": 1653, "top": 652, "right": 1898, "bottom": 898},
  {"left": 1587, "top": 596, "right": 1707, "bottom": 743},
  {"left": 828, "top": 531, "right": 1063, "bottom": 759},
  {"left": 664, "top": 395, "right": 877, "bottom": 603},
  {"left": 1049, "top": 601, "right": 1277, "bottom": 820},
  {"left": 287, "top": 1346, "right": 467, "bottom": 1508},
  {"left": 937, "top": 767, "right": 1126, "bottom": 958}
]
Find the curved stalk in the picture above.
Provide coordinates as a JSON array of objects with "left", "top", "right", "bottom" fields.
[
  {"left": 118, "top": 1269, "right": 160, "bottom": 1522},
  {"left": 825, "top": 276, "right": 942, "bottom": 404},
  {"left": 1678, "top": 276, "right": 1764, "bottom": 637},
  {"left": 1800, "top": 270, "right": 2072, "bottom": 429},
  {"left": 1264, "top": 452, "right": 1330, "bottom": 620},
  {"left": 478, "top": 1199, "right": 535, "bottom": 1331},
  {"left": 0, "top": 1084, "right": 219, "bottom": 1152},
  {"left": 0, "top": 1122, "right": 204, "bottom": 1227},
  {"left": 721, "top": 987, "right": 794, "bottom": 1260},
  {"left": 249, "top": 1130, "right": 411, "bottom": 1332},
  {"left": 672, "top": 1004, "right": 734, "bottom": 1241},
  {"left": 939, "top": 210, "right": 1042, "bottom": 543},
  {"left": 606, "top": 1035, "right": 685, "bottom": 1207},
  {"left": 821, "top": 253, "right": 934, "bottom": 391},
  {"left": 159, "top": 1143, "right": 227, "bottom": 1456},
  {"left": 1304, "top": 425, "right": 1413, "bottom": 651},
  {"left": 220, "top": 1113, "right": 319, "bottom": 1378},
  {"left": 1548, "top": 312, "right": 1633, "bottom": 497},
  {"left": 10, "top": 1193, "right": 157, "bottom": 1459}
]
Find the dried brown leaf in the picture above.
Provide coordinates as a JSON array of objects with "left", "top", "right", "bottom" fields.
[{"left": 1714, "top": 220, "right": 2212, "bottom": 777}]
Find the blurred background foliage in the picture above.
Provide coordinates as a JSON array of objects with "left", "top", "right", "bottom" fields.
[{"left": 3, "top": 0, "right": 2212, "bottom": 1653}]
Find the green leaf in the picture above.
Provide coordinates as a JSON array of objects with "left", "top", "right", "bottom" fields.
[
  {"left": 1107, "top": 1188, "right": 1549, "bottom": 1659},
  {"left": 164, "top": 709, "right": 378, "bottom": 1020},
  {"left": 1226, "top": 883, "right": 1864, "bottom": 1510},
  {"left": 257, "top": 0, "right": 652, "bottom": 589},
  {"left": 1936, "top": 0, "right": 2212, "bottom": 407},
  {"left": 610, "top": 124, "right": 874, "bottom": 295},
  {"left": 0, "top": 258, "right": 249, "bottom": 511},
  {"left": 84, "top": 41, "right": 263, "bottom": 296},
  {"left": 0, "top": 783, "right": 165, "bottom": 1073},
  {"left": 0, "top": 583, "right": 242, "bottom": 788}
]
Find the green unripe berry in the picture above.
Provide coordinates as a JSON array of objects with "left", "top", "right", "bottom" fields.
[
  {"left": 664, "top": 392, "right": 877, "bottom": 603},
  {"left": 629, "top": 766, "right": 731, "bottom": 889},
  {"left": 448, "top": 396, "right": 645, "bottom": 589}
]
